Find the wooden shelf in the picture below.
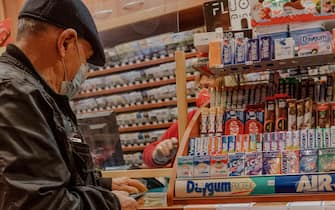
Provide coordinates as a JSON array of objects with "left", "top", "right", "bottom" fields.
[
  {"left": 102, "top": 168, "right": 172, "bottom": 178},
  {"left": 194, "top": 54, "right": 335, "bottom": 76},
  {"left": 122, "top": 145, "right": 147, "bottom": 152},
  {"left": 119, "top": 122, "right": 173, "bottom": 133},
  {"left": 88, "top": 52, "right": 197, "bottom": 78},
  {"left": 75, "top": 76, "right": 196, "bottom": 100}
]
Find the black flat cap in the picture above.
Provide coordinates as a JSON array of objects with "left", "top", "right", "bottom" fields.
[{"left": 19, "top": 0, "right": 105, "bottom": 66}]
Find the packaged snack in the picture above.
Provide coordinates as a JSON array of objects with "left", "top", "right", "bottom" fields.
[
  {"left": 245, "top": 108, "right": 264, "bottom": 134},
  {"left": 323, "top": 128, "right": 331, "bottom": 148},
  {"left": 287, "top": 99, "right": 297, "bottom": 131},
  {"left": 234, "top": 38, "right": 247, "bottom": 64},
  {"left": 208, "top": 107, "right": 216, "bottom": 134},
  {"left": 318, "top": 148, "right": 335, "bottom": 172},
  {"left": 177, "top": 156, "right": 194, "bottom": 178},
  {"left": 277, "top": 131, "right": 287, "bottom": 151},
  {"left": 304, "top": 98, "right": 313, "bottom": 129},
  {"left": 228, "top": 153, "right": 245, "bottom": 176},
  {"left": 194, "top": 137, "right": 201, "bottom": 156},
  {"left": 210, "top": 155, "right": 229, "bottom": 177},
  {"left": 264, "top": 97, "right": 276, "bottom": 132},
  {"left": 193, "top": 156, "right": 211, "bottom": 177},
  {"left": 224, "top": 110, "right": 245, "bottom": 135},
  {"left": 282, "top": 150, "right": 300, "bottom": 174},
  {"left": 300, "top": 150, "right": 318, "bottom": 173},
  {"left": 201, "top": 107, "right": 209, "bottom": 134},
  {"left": 296, "top": 31, "right": 332, "bottom": 57},
  {"left": 275, "top": 94, "right": 289, "bottom": 131},
  {"left": 263, "top": 133, "right": 271, "bottom": 152},
  {"left": 262, "top": 151, "right": 282, "bottom": 175},
  {"left": 245, "top": 152, "right": 263, "bottom": 176},
  {"left": 247, "top": 39, "right": 260, "bottom": 62},
  {"left": 286, "top": 131, "right": 293, "bottom": 150},
  {"left": 228, "top": 135, "right": 236, "bottom": 153},
  {"left": 243, "top": 135, "right": 250, "bottom": 152},
  {"left": 274, "top": 38, "right": 295, "bottom": 60},
  {"left": 188, "top": 138, "right": 196, "bottom": 156},
  {"left": 216, "top": 108, "right": 224, "bottom": 133},
  {"left": 317, "top": 103, "right": 330, "bottom": 128},
  {"left": 297, "top": 99, "right": 305, "bottom": 130},
  {"left": 222, "top": 135, "right": 228, "bottom": 154},
  {"left": 300, "top": 129, "right": 308, "bottom": 150},
  {"left": 249, "top": 134, "right": 257, "bottom": 152},
  {"left": 269, "top": 132, "right": 278, "bottom": 151},
  {"left": 235, "top": 135, "right": 243, "bottom": 152},
  {"left": 222, "top": 39, "right": 234, "bottom": 65},
  {"left": 256, "top": 134, "right": 264, "bottom": 152},
  {"left": 307, "top": 129, "right": 316, "bottom": 149},
  {"left": 316, "top": 128, "right": 323, "bottom": 149},
  {"left": 260, "top": 36, "right": 272, "bottom": 61}
]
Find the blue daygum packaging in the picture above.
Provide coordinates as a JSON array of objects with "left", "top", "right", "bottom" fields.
[
  {"left": 234, "top": 38, "right": 247, "bottom": 64},
  {"left": 260, "top": 36, "right": 272, "bottom": 61},
  {"left": 247, "top": 39, "right": 260, "bottom": 62},
  {"left": 228, "top": 152, "right": 245, "bottom": 176},
  {"left": 222, "top": 39, "right": 234, "bottom": 65}
]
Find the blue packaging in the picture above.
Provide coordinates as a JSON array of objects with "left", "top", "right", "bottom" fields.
[
  {"left": 234, "top": 38, "right": 247, "bottom": 64},
  {"left": 247, "top": 39, "right": 260, "bottom": 62},
  {"left": 245, "top": 152, "right": 263, "bottom": 176},
  {"left": 228, "top": 135, "right": 236, "bottom": 153},
  {"left": 228, "top": 152, "right": 245, "bottom": 176},
  {"left": 222, "top": 136, "right": 228, "bottom": 154},
  {"left": 263, "top": 151, "right": 282, "bottom": 175},
  {"left": 222, "top": 39, "right": 234, "bottom": 65},
  {"left": 300, "top": 150, "right": 318, "bottom": 173},
  {"left": 290, "top": 27, "right": 325, "bottom": 45},
  {"left": 260, "top": 36, "right": 272, "bottom": 61}
]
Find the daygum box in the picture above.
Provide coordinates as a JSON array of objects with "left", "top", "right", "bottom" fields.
[
  {"left": 210, "top": 155, "right": 229, "bottom": 177},
  {"left": 274, "top": 38, "right": 295, "bottom": 60},
  {"left": 260, "top": 36, "right": 272, "bottom": 61},
  {"left": 247, "top": 39, "right": 260, "bottom": 62},
  {"left": 282, "top": 150, "right": 300, "bottom": 174},
  {"left": 318, "top": 148, "right": 335, "bottom": 172},
  {"left": 296, "top": 31, "right": 332, "bottom": 57},
  {"left": 193, "top": 156, "right": 210, "bottom": 177},
  {"left": 224, "top": 110, "right": 245, "bottom": 136},
  {"left": 177, "top": 156, "right": 194, "bottom": 178},
  {"left": 228, "top": 152, "right": 245, "bottom": 176},
  {"left": 245, "top": 152, "right": 263, "bottom": 176}
]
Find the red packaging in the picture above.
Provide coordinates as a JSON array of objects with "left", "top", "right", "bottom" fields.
[
  {"left": 264, "top": 97, "right": 276, "bottom": 133},
  {"left": 224, "top": 110, "right": 245, "bottom": 136},
  {"left": 245, "top": 106, "right": 264, "bottom": 134},
  {"left": 275, "top": 94, "right": 289, "bottom": 132},
  {"left": 316, "top": 103, "right": 330, "bottom": 128}
]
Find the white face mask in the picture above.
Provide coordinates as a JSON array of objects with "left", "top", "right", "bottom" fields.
[{"left": 60, "top": 43, "right": 89, "bottom": 99}]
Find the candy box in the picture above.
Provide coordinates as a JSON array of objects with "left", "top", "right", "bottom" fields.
[
  {"left": 227, "top": 135, "right": 236, "bottom": 153},
  {"left": 245, "top": 109, "right": 264, "bottom": 134},
  {"left": 260, "top": 36, "right": 272, "bottom": 61},
  {"left": 210, "top": 155, "right": 229, "bottom": 177},
  {"left": 228, "top": 153, "right": 245, "bottom": 176},
  {"left": 247, "top": 39, "right": 260, "bottom": 62},
  {"left": 296, "top": 31, "right": 332, "bottom": 57},
  {"left": 318, "top": 148, "right": 335, "bottom": 172},
  {"left": 224, "top": 110, "right": 245, "bottom": 135},
  {"left": 274, "top": 38, "right": 295, "bottom": 60},
  {"left": 282, "top": 150, "right": 300, "bottom": 174},
  {"left": 300, "top": 129, "right": 308, "bottom": 150},
  {"left": 263, "top": 133, "right": 272, "bottom": 152},
  {"left": 177, "top": 156, "right": 194, "bottom": 178},
  {"left": 222, "top": 135, "right": 228, "bottom": 154},
  {"left": 245, "top": 152, "right": 263, "bottom": 176},
  {"left": 262, "top": 151, "right": 282, "bottom": 175},
  {"left": 234, "top": 38, "right": 247, "bottom": 64},
  {"left": 193, "top": 156, "right": 211, "bottom": 177},
  {"left": 222, "top": 39, "right": 234, "bottom": 65},
  {"left": 300, "top": 150, "right": 318, "bottom": 173}
]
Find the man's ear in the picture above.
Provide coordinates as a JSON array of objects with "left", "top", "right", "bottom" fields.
[{"left": 57, "top": 29, "right": 78, "bottom": 58}]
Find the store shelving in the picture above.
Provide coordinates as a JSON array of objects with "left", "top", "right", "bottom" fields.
[
  {"left": 119, "top": 122, "right": 173, "bottom": 133},
  {"left": 75, "top": 76, "right": 196, "bottom": 100},
  {"left": 88, "top": 52, "right": 198, "bottom": 78},
  {"left": 122, "top": 145, "right": 148, "bottom": 152},
  {"left": 193, "top": 54, "right": 335, "bottom": 76}
]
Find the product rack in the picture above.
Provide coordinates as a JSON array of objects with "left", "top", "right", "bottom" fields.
[
  {"left": 122, "top": 144, "right": 149, "bottom": 152},
  {"left": 119, "top": 122, "right": 174, "bottom": 133},
  {"left": 166, "top": 51, "right": 335, "bottom": 206}
]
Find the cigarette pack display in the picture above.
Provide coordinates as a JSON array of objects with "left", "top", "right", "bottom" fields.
[
  {"left": 210, "top": 155, "right": 229, "bottom": 177},
  {"left": 288, "top": 99, "right": 297, "bottom": 131},
  {"left": 264, "top": 97, "right": 276, "bottom": 132},
  {"left": 228, "top": 153, "right": 245, "bottom": 176},
  {"left": 228, "top": 135, "right": 236, "bottom": 153},
  {"left": 318, "top": 148, "right": 335, "bottom": 172},
  {"left": 260, "top": 36, "right": 272, "bottom": 61},
  {"left": 222, "top": 39, "right": 234, "bottom": 65},
  {"left": 245, "top": 152, "right": 263, "bottom": 176},
  {"left": 262, "top": 151, "right": 282, "bottom": 175},
  {"left": 193, "top": 156, "right": 211, "bottom": 177},
  {"left": 275, "top": 94, "right": 289, "bottom": 131},
  {"left": 245, "top": 109, "right": 264, "bottom": 134},
  {"left": 177, "top": 156, "right": 194, "bottom": 178},
  {"left": 296, "top": 31, "right": 332, "bottom": 57},
  {"left": 224, "top": 110, "right": 245, "bottom": 135},
  {"left": 317, "top": 103, "right": 330, "bottom": 128},
  {"left": 274, "top": 38, "right": 295, "bottom": 60},
  {"left": 300, "top": 150, "right": 318, "bottom": 173},
  {"left": 282, "top": 150, "right": 300, "bottom": 174},
  {"left": 297, "top": 100, "right": 305, "bottom": 130},
  {"left": 323, "top": 128, "right": 331, "bottom": 148},
  {"left": 300, "top": 129, "right": 308, "bottom": 150},
  {"left": 234, "top": 38, "right": 247, "bottom": 64},
  {"left": 247, "top": 39, "right": 260, "bottom": 62}
]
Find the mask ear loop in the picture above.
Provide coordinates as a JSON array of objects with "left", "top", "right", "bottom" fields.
[{"left": 75, "top": 40, "right": 89, "bottom": 78}]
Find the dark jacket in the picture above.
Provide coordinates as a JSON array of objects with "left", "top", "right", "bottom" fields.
[{"left": 0, "top": 44, "right": 120, "bottom": 210}]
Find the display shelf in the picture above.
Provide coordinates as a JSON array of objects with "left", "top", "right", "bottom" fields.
[
  {"left": 74, "top": 76, "right": 196, "bottom": 100},
  {"left": 122, "top": 145, "right": 148, "bottom": 152},
  {"left": 119, "top": 122, "right": 173, "bottom": 133},
  {"left": 193, "top": 54, "right": 335, "bottom": 76},
  {"left": 102, "top": 168, "right": 172, "bottom": 179},
  {"left": 87, "top": 52, "right": 198, "bottom": 78}
]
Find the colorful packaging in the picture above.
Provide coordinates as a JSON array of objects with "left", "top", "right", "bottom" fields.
[
  {"left": 194, "top": 137, "right": 201, "bottom": 156},
  {"left": 318, "top": 148, "right": 335, "bottom": 172},
  {"left": 245, "top": 152, "right": 263, "bottom": 176},
  {"left": 262, "top": 151, "right": 282, "bottom": 175},
  {"left": 323, "top": 128, "right": 331, "bottom": 148},
  {"left": 228, "top": 135, "right": 236, "bottom": 153},
  {"left": 288, "top": 99, "right": 297, "bottom": 131},
  {"left": 208, "top": 107, "right": 216, "bottom": 134},
  {"left": 275, "top": 94, "right": 289, "bottom": 131},
  {"left": 209, "top": 41, "right": 223, "bottom": 68},
  {"left": 216, "top": 108, "right": 224, "bottom": 133},
  {"left": 264, "top": 97, "right": 276, "bottom": 132},
  {"left": 300, "top": 150, "right": 318, "bottom": 173},
  {"left": 286, "top": 131, "right": 293, "bottom": 150},
  {"left": 210, "top": 155, "right": 229, "bottom": 177},
  {"left": 317, "top": 103, "right": 330, "bottom": 128},
  {"left": 188, "top": 138, "right": 196, "bottom": 156},
  {"left": 296, "top": 31, "right": 332, "bottom": 57},
  {"left": 307, "top": 129, "right": 316, "bottom": 149},
  {"left": 256, "top": 134, "right": 264, "bottom": 152},
  {"left": 235, "top": 135, "right": 243, "bottom": 152},
  {"left": 276, "top": 131, "right": 287, "bottom": 151},
  {"left": 316, "top": 128, "right": 323, "bottom": 149},
  {"left": 245, "top": 109, "right": 264, "bottom": 134},
  {"left": 300, "top": 129, "right": 308, "bottom": 150},
  {"left": 243, "top": 135, "right": 250, "bottom": 152},
  {"left": 193, "top": 156, "right": 211, "bottom": 177},
  {"left": 177, "top": 156, "right": 194, "bottom": 178},
  {"left": 282, "top": 150, "right": 300, "bottom": 174},
  {"left": 234, "top": 38, "right": 247, "bottom": 64},
  {"left": 224, "top": 110, "right": 245, "bottom": 135},
  {"left": 247, "top": 39, "right": 260, "bottom": 62},
  {"left": 274, "top": 38, "right": 295, "bottom": 60},
  {"left": 270, "top": 132, "right": 278, "bottom": 151},
  {"left": 263, "top": 133, "right": 271, "bottom": 152},
  {"left": 297, "top": 99, "right": 305, "bottom": 130},
  {"left": 222, "top": 136, "right": 228, "bottom": 154},
  {"left": 222, "top": 39, "right": 234, "bottom": 65},
  {"left": 215, "top": 134, "right": 222, "bottom": 155},
  {"left": 304, "top": 98, "right": 313, "bottom": 129},
  {"left": 249, "top": 134, "right": 257, "bottom": 152},
  {"left": 228, "top": 152, "right": 245, "bottom": 176},
  {"left": 201, "top": 107, "right": 209, "bottom": 134},
  {"left": 260, "top": 36, "right": 272, "bottom": 61}
]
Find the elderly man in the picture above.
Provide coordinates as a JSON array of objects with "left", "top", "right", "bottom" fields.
[{"left": 0, "top": 0, "right": 142, "bottom": 209}]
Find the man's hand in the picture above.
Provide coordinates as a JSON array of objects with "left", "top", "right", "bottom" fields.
[
  {"left": 112, "top": 177, "right": 147, "bottom": 194},
  {"left": 113, "top": 191, "right": 138, "bottom": 210},
  {"left": 153, "top": 138, "right": 178, "bottom": 158}
]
